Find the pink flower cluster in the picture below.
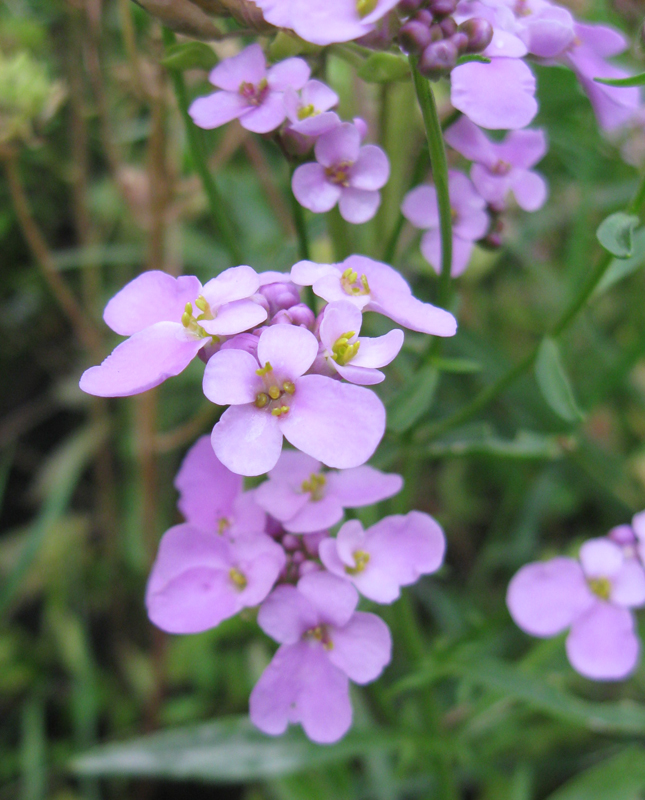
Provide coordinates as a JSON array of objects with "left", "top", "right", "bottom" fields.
[
  {"left": 189, "top": 44, "right": 389, "bottom": 224},
  {"left": 146, "top": 436, "right": 446, "bottom": 743},
  {"left": 507, "top": 514, "right": 645, "bottom": 681}
]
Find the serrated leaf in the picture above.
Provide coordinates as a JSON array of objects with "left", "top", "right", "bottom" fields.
[
  {"left": 456, "top": 54, "right": 491, "bottom": 66},
  {"left": 594, "top": 72, "right": 645, "bottom": 88},
  {"left": 596, "top": 212, "right": 639, "bottom": 258},
  {"left": 546, "top": 747, "right": 645, "bottom": 800},
  {"left": 358, "top": 53, "right": 410, "bottom": 83},
  {"left": 387, "top": 365, "right": 439, "bottom": 434},
  {"left": 535, "top": 338, "right": 582, "bottom": 423},
  {"left": 70, "top": 717, "right": 401, "bottom": 783},
  {"left": 162, "top": 42, "right": 217, "bottom": 72}
]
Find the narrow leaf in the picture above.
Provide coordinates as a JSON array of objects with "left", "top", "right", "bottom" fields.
[
  {"left": 162, "top": 42, "right": 218, "bottom": 72},
  {"left": 431, "top": 357, "right": 482, "bottom": 374},
  {"left": 358, "top": 53, "right": 410, "bottom": 83},
  {"left": 422, "top": 430, "right": 564, "bottom": 460},
  {"left": 387, "top": 365, "right": 439, "bottom": 434},
  {"left": 535, "top": 338, "right": 582, "bottom": 423},
  {"left": 594, "top": 73, "right": 645, "bottom": 88},
  {"left": 70, "top": 717, "right": 401, "bottom": 783},
  {"left": 546, "top": 747, "right": 645, "bottom": 800},
  {"left": 456, "top": 54, "right": 491, "bottom": 66},
  {"left": 595, "top": 228, "right": 645, "bottom": 295},
  {"left": 596, "top": 212, "right": 639, "bottom": 258}
]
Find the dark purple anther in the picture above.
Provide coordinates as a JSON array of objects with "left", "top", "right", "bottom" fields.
[
  {"left": 458, "top": 17, "right": 494, "bottom": 53},
  {"left": 399, "top": 19, "right": 433, "bottom": 53},
  {"left": 427, "top": 0, "right": 457, "bottom": 17},
  {"left": 439, "top": 16, "right": 457, "bottom": 37},
  {"left": 418, "top": 38, "right": 458, "bottom": 79},
  {"left": 397, "top": 0, "right": 425, "bottom": 15}
]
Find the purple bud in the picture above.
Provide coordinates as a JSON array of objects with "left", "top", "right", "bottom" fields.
[
  {"left": 458, "top": 17, "right": 494, "bottom": 53},
  {"left": 220, "top": 332, "right": 260, "bottom": 357},
  {"left": 282, "top": 534, "right": 300, "bottom": 551},
  {"left": 450, "top": 31, "right": 469, "bottom": 53},
  {"left": 291, "top": 550, "right": 306, "bottom": 564},
  {"left": 399, "top": 20, "right": 433, "bottom": 54},
  {"left": 428, "top": 23, "right": 444, "bottom": 42},
  {"left": 481, "top": 218, "right": 503, "bottom": 249},
  {"left": 259, "top": 281, "right": 301, "bottom": 316},
  {"left": 397, "top": 0, "right": 425, "bottom": 15},
  {"left": 413, "top": 9, "right": 434, "bottom": 27},
  {"left": 303, "top": 530, "right": 329, "bottom": 556},
  {"left": 427, "top": 0, "right": 456, "bottom": 17},
  {"left": 197, "top": 338, "right": 223, "bottom": 364},
  {"left": 299, "top": 560, "right": 321, "bottom": 577},
  {"left": 418, "top": 38, "right": 458, "bottom": 79},
  {"left": 271, "top": 303, "right": 315, "bottom": 329},
  {"left": 439, "top": 16, "right": 457, "bottom": 37},
  {"left": 280, "top": 128, "right": 314, "bottom": 158}
]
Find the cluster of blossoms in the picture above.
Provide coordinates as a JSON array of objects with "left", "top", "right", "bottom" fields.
[
  {"left": 507, "top": 512, "right": 645, "bottom": 681},
  {"left": 145, "top": 436, "right": 446, "bottom": 742},
  {"left": 189, "top": 43, "right": 390, "bottom": 224}
]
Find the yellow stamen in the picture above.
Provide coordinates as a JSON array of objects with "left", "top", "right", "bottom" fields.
[
  {"left": 229, "top": 567, "right": 247, "bottom": 589},
  {"left": 256, "top": 362, "right": 273, "bottom": 377},
  {"left": 346, "top": 550, "right": 370, "bottom": 575},
  {"left": 297, "top": 103, "right": 317, "bottom": 120},
  {"left": 283, "top": 381, "right": 296, "bottom": 395},
  {"left": 268, "top": 385, "right": 281, "bottom": 400},
  {"left": 195, "top": 296, "right": 209, "bottom": 313},
  {"left": 588, "top": 577, "right": 611, "bottom": 601},
  {"left": 356, "top": 0, "right": 377, "bottom": 16},
  {"left": 218, "top": 517, "right": 230, "bottom": 535},
  {"left": 255, "top": 393, "right": 269, "bottom": 408}
]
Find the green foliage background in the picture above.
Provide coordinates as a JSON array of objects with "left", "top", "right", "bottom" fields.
[{"left": 2, "top": 0, "right": 645, "bottom": 798}]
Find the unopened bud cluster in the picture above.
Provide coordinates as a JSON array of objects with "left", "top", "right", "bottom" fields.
[{"left": 397, "top": 0, "right": 493, "bottom": 80}]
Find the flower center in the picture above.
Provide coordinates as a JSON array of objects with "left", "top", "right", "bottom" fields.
[
  {"left": 492, "top": 160, "right": 512, "bottom": 175},
  {"left": 301, "top": 472, "right": 327, "bottom": 501},
  {"left": 325, "top": 161, "right": 352, "bottom": 187},
  {"left": 356, "top": 0, "right": 377, "bottom": 17},
  {"left": 305, "top": 624, "right": 334, "bottom": 650},
  {"left": 588, "top": 576, "right": 611, "bottom": 601},
  {"left": 254, "top": 361, "right": 295, "bottom": 417},
  {"left": 181, "top": 297, "right": 215, "bottom": 339},
  {"left": 340, "top": 267, "right": 370, "bottom": 297},
  {"left": 229, "top": 567, "right": 247, "bottom": 590},
  {"left": 345, "top": 549, "right": 370, "bottom": 575},
  {"left": 239, "top": 78, "right": 269, "bottom": 106},
  {"left": 297, "top": 103, "right": 318, "bottom": 120},
  {"left": 218, "top": 517, "right": 230, "bottom": 535},
  {"left": 331, "top": 330, "right": 360, "bottom": 366}
]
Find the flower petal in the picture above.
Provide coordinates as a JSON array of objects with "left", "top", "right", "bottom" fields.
[
  {"left": 257, "top": 324, "right": 319, "bottom": 379},
  {"left": 200, "top": 298, "right": 267, "bottom": 337},
  {"left": 79, "top": 322, "right": 204, "bottom": 397},
  {"left": 292, "top": 163, "right": 341, "bottom": 213},
  {"left": 315, "top": 122, "right": 360, "bottom": 168},
  {"left": 298, "top": 570, "right": 358, "bottom": 627},
  {"left": 103, "top": 272, "right": 201, "bottom": 335},
  {"left": 328, "top": 611, "right": 392, "bottom": 684},
  {"left": 325, "top": 466, "right": 403, "bottom": 507},
  {"left": 189, "top": 91, "right": 248, "bottom": 130},
  {"left": 201, "top": 265, "right": 261, "bottom": 306},
  {"left": 338, "top": 188, "right": 381, "bottom": 224},
  {"left": 258, "top": 585, "right": 318, "bottom": 643},
  {"left": 241, "top": 92, "right": 288, "bottom": 134},
  {"left": 566, "top": 602, "right": 640, "bottom": 681},
  {"left": 267, "top": 57, "right": 310, "bottom": 91},
  {"left": 280, "top": 375, "right": 385, "bottom": 469},
  {"left": 212, "top": 404, "right": 284, "bottom": 476},
  {"left": 202, "top": 348, "right": 262, "bottom": 406},
  {"left": 209, "top": 43, "right": 266, "bottom": 90},
  {"left": 349, "top": 145, "right": 390, "bottom": 191},
  {"left": 511, "top": 169, "right": 548, "bottom": 212}
]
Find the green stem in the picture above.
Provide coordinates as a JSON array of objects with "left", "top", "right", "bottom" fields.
[
  {"left": 288, "top": 166, "right": 311, "bottom": 262},
  {"left": 383, "top": 145, "right": 429, "bottom": 264},
  {"left": 162, "top": 28, "right": 243, "bottom": 265},
  {"left": 410, "top": 59, "right": 453, "bottom": 309},
  {"left": 421, "top": 169, "right": 645, "bottom": 442}
]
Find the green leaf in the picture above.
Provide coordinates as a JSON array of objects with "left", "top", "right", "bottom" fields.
[
  {"left": 358, "top": 53, "right": 410, "bottom": 83},
  {"left": 595, "top": 227, "right": 645, "bottom": 295},
  {"left": 70, "top": 717, "right": 401, "bottom": 783},
  {"left": 594, "top": 72, "right": 645, "bottom": 88},
  {"left": 596, "top": 212, "right": 639, "bottom": 258},
  {"left": 456, "top": 54, "right": 491, "bottom": 66},
  {"left": 431, "top": 356, "right": 482, "bottom": 373},
  {"left": 535, "top": 338, "right": 583, "bottom": 423},
  {"left": 422, "top": 430, "right": 565, "bottom": 460},
  {"left": 387, "top": 365, "right": 439, "bottom": 434},
  {"left": 546, "top": 747, "right": 645, "bottom": 800},
  {"left": 161, "top": 42, "right": 218, "bottom": 72}
]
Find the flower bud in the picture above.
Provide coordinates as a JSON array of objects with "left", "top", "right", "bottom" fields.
[
  {"left": 260, "top": 281, "right": 301, "bottom": 315},
  {"left": 399, "top": 19, "right": 433, "bottom": 54},
  {"left": 282, "top": 534, "right": 301, "bottom": 551},
  {"left": 280, "top": 127, "right": 314, "bottom": 158},
  {"left": 299, "top": 560, "right": 321, "bottom": 577},
  {"left": 397, "top": 0, "right": 425, "bottom": 16},
  {"left": 439, "top": 16, "right": 457, "bottom": 37},
  {"left": 220, "top": 332, "right": 260, "bottom": 356},
  {"left": 271, "top": 303, "right": 316, "bottom": 329},
  {"left": 413, "top": 9, "right": 434, "bottom": 27},
  {"left": 428, "top": 23, "right": 444, "bottom": 42},
  {"left": 458, "top": 17, "right": 494, "bottom": 53},
  {"left": 427, "top": 0, "right": 457, "bottom": 17},
  {"left": 418, "top": 38, "right": 458, "bottom": 79},
  {"left": 450, "top": 31, "right": 469, "bottom": 53}
]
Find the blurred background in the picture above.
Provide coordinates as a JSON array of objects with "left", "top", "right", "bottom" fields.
[{"left": 3, "top": 0, "right": 645, "bottom": 798}]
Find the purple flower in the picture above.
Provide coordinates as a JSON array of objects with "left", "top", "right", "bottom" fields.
[
  {"left": 203, "top": 323, "right": 386, "bottom": 476},
  {"left": 189, "top": 44, "right": 310, "bottom": 134},
  {"left": 563, "top": 22, "right": 641, "bottom": 131},
  {"left": 451, "top": 57, "right": 538, "bottom": 130},
  {"left": 319, "top": 511, "right": 445, "bottom": 602},
  {"left": 146, "top": 524, "right": 286, "bottom": 634},
  {"left": 445, "top": 116, "right": 548, "bottom": 212},
  {"left": 174, "top": 436, "right": 266, "bottom": 538},
  {"left": 291, "top": 255, "right": 457, "bottom": 336},
  {"left": 254, "top": 450, "right": 403, "bottom": 534},
  {"left": 284, "top": 79, "right": 340, "bottom": 137},
  {"left": 252, "top": 0, "right": 401, "bottom": 46},
  {"left": 292, "top": 123, "right": 390, "bottom": 224},
  {"left": 317, "top": 300, "right": 404, "bottom": 385},
  {"left": 507, "top": 537, "right": 645, "bottom": 680},
  {"left": 401, "top": 170, "right": 489, "bottom": 276},
  {"left": 510, "top": 0, "right": 575, "bottom": 58},
  {"left": 79, "top": 269, "right": 267, "bottom": 397},
  {"left": 249, "top": 571, "right": 391, "bottom": 743}
]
